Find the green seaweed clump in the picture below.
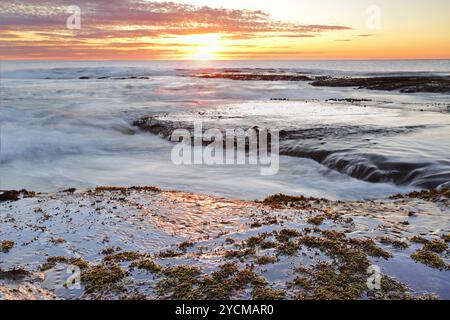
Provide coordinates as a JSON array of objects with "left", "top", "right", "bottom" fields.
[
  {"left": 41, "top": 256, "right": 89, "bottom": 271},
  {"left": 119, "top": 293, "right": 147, "bottom": 300},
  {"left": 390, "top": 188, "right": 450, "bottom": 201},
  {"left": 178, "top": 241, "right": 194, "bottom": 252},
  {"left": 261, "top": 193, "right": 326, "bottom": 208},
  {"left": 289, "top": 230, "right": 392, "bottom": 299},
  {"left": 0, "top": 189, "right": 35, "bottom": 202},
  {"left": 246, "top": 233, "right": 270, "bottom": 247},
  {"left": 423, "top": 239, "right": 448, "bottom": 253},
  {"left": 255, "top": 255, "right": 278, "bottom": 265},
  {"left": 294, "top": 262, "right": 367, "bottom": 300},
  {"left": 274, "top": 229, "right": 300, "bottom": 242},
  {"left": 307, "top": 215, "right": 325, "bottom": 226},
  {"left": 81, "top": 264, "right": 126, "bottom": 293},
  {"left": 410, "top": 235, "right": 429, "bottom": 244},
  {"left": 349, "top": 238, "right": 392, "bottom": 259},
  {"left": 366, "top": 275, "right": 409, "bottom": 300},
  {"left": 252, "top": 285, "right": 285, "bottom": 300},
  {"left": 157, "top": 262, "right": 282, "bottom": 300},
  {"left": 441, "top": 234, "right": 450, "bottom": 243},
  {"left": 157, "top": 265, "right": 202, "bottom": 300},
  {"left": 275, "top": 240, "right": 300, "bottom": 256},
  {"left": 159, "top": 249, "right": 184, "bottom": 258},
  {"left": 103, "top": 251, "right": 145, "bottom": 263},
  {"left": 129, "top": 259, "right": 161, "bottom": 273},
  {"left": 200, "top": 263, "right": 241, "bottom": 300},
  {"left": 224, "top": 248, "right": 256, "bottom": 261},
  {"left": 1, "top": 240, "right": 15, "bottom": 253},
  {"left": 411, "top": 249, "right": 447, "bottom": 270}
]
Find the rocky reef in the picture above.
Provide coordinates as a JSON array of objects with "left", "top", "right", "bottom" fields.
[
  {"left": 0, "top": 187, "right": 449, "bottom": 300},
  {"left": 310, "top": 76, "right": 450, "bottom": 93}
]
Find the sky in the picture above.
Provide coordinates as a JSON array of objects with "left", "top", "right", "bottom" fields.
[{"left": 1, "top": 0, "right": 449, "bottom": 60}]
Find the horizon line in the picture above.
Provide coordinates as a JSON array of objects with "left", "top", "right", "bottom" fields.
[{"left": 3, "top": 58, "right": 450, "bottom": 62}]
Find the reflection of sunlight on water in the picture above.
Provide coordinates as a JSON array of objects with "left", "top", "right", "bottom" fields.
[{"left": 147, "top": 191, "right": 252, "bottom": 237}]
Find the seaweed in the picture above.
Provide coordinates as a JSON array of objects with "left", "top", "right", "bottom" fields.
[
  {"left": 348, "top": 238, "right": 392, "bottom": 259},
  {"left": 49, "top": 237, "right": 66, "bottom": 244},
  {"left": 94, "top": 186, "right": 161, "bottom": 193},
  {"left": 250, "top": 221, "right": 263, "bottom": 228},
  {"left": 1, "top": 240, "right": 15, "bottom": 253},
  {"left": 103, "top": 251, "right": 145, "bottom": 263},
  {"left": 274, "top": 229, "right": 300, "bottom": 242},
  {"left": 255, "top": 255, "right": 278, "bottom": 265},
  {"left": 100, "top": 246, "right": 122, "bottom": 255},
  {"left": 307, "top": 215, "right": 325, "bottom": 225},
  {"left": 261, "top": 193, "right": 327, "bottom": 208},
  {"left": 157, "top": 265, "right": 202, "bottom": 300},
  {"left": 119, "top": 293, "right": 147, "bottom": 300},
  {"left": 156, "top": 262, "right": 281, "bottom": 300},
  {"left": 200, "top": 263, "right": 240, "bottom": 300},
  {"left": 224, "top": 248, "right": 256, "bottom": 261},
  {"left": 423, "top": 239, "right": 448, "bottom": 253},
  {"left": 225, "top": 238, "right": 236, "bottom": 244},
  {"left": 441, "top": 234, "right": 450, "bottom": 243},
  {"left": 390, "top": 188, "right": 450, "bottom": 201},
  {"left": 410, "top": 235, "right": 429, "bottom": 244},
  {"left": 275, "top": 240, "right": 300, "bottom": 256},
  {"left": 294, "top": 262, "right": 367, "bottom": 300},
  {"left": 178, "top": 241, "right": 194, "bottom": 252},
  {"left": 252, "top": 285, "right": 285, "bottom": 300},
  {"left": 411, "top": 250, "right": 447, "bottom": 269},
  {"left": 81, "top": 264, "right": 126, "bottom": 293},
  {"left": 159, "top": 249, "right": 184, "bottom": 258},
  {"left": 129, "top": 259, "right": 161, "bottom": 273},
  {"left": 41, "top": 256, "right": 89, "bottom": 271},
  {"left": 129, "top": 186, "right": 161, "bottom": 192},
  {"left": 246, "top": 233, "right": 269, "bottom": 247},
  {"left": 0, "top": 189, "right": 35, "bottom": 202},
  {"left": 0, "top": 268, "right": 30, "bottom": 280},
  {"left": 367, "top": 275, "right": 409, "bottom": 300}
]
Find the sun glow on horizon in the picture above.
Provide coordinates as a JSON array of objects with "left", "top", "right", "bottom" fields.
[
  {"left": 185, "top": 34, "right": 222, "bottom": 60},
  {"left": 1, "top": 1, "right": 450, "bottom": 60}
]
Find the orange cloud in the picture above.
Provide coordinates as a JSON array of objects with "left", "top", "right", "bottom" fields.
[{"left": 0, "top": 0, "right": 351, "bottom": 59}]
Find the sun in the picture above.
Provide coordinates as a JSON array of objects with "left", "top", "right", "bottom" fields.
[{"left": 185, "top": 34, "right": 222, "bottom": 60}]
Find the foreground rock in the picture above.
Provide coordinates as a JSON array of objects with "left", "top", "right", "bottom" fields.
[{"left": 0, "top": 187, "right": 449, "bottom": 300}]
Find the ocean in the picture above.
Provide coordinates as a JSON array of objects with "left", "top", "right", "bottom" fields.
[{"left": 1, "top": 60, "right": 449, "bottom": 200}]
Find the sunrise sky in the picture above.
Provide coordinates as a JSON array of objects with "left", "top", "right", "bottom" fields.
[{"left": 1, "top": 0, "right": 449, "bottom": 60}]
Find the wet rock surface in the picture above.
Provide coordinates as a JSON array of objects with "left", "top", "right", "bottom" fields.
[
  {"left": 1, "top": 186, "right": 449, "bottom": 300},
  {"left": 132, "top": 105, "right": 449, "bottom": 189},
  {"left": 187, "top": 69, "right": 450, "bottom": 94},
  {"left": 310, "top": 76, "right": 450, "bottom": 93},
  {"left": 193, "top": 72, "right": 313, "bottom": 82}
]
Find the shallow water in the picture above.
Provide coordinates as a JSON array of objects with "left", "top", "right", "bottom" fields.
[
  {"left": 1, "top": 189, "right": 449, "bottom": 299},
  {"left": 1, "top": 60, "right": 449, "bottom": 199}
]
